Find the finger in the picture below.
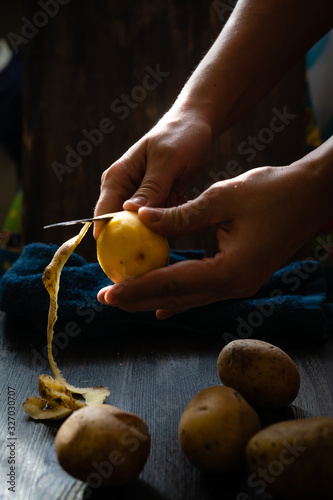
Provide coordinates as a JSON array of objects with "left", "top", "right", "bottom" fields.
[
  {"left": 94, "top": 162, "right": 136, "bottom": 216},
  {"left": 98, "top": 255, "right": 247, "bottom": 311},
  {"left": 156, "top": 307, "right": 190, "bottom": 320},
  {"left": 137, "top": 183, "right": 230, "bottom": 237},
  {"left": 104, "top": 288, "right": 222, "bottom": 313},
  {"left": 123, "top": 164, "right": 176, "bottom": 211},
  {"left": 93, "top": 157, "right": 143, "bottom": 239},
  {"left": 123, "top": 135, "right": 190, "bottom": 210},
  {"left": 93, "top": 220, "right": 106, "bottom": 241}
]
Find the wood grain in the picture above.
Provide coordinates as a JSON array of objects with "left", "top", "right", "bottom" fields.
[{"left": 1, "top": 311, "right": 332, "bottom": 499}]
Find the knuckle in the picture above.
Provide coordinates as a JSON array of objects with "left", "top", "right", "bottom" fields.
[
  {"left": 161, "top": 204, "right": 196, "bottom": 234},
  {"left": 160, "top": 276, "right": 179, "bottom": 295},
  {"left": 100, "top": 168, "right": 109, "bottom": 186},
  {"left": 140, "top": 177, "right": 165, "bottom": 198},
  {"left": 101, "top": 155, "right": 131, "bottom": 184},
  {"left": 100, "top": 164, "right": 116, "bottom": 187}
]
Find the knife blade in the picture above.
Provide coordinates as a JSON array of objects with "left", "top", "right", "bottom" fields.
[{"left": 43, "top": 212, "right": 121, "bottom": 229}]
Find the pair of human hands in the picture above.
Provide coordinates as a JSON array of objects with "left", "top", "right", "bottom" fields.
[{"left": 94, "top": 112, "right": 316, "bottom": 319}]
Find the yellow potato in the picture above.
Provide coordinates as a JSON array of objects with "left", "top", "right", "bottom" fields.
[
  {"left": 178, "top": 385, "right": 261, "bottom": 474},
  {"left": 246, "top": 417, "right": 333, "bottom": 499},
  {"left": 217, "top": 339, "right": 300, "bottom": 408},
  {"left": 97, "top": 210, "right": 170, "bottom": 283},
  {"left": 55, "top": 404, "right": 151, "bottom": 486}
]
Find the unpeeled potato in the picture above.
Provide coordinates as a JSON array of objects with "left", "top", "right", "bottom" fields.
[
  {"left": 178, "top": 385, "right": 261, "bottom": 474},
  {"left": 55, "top": 404, "right": 151, "bottom": 486},
  {"left": 246, "top": 417, "right": 333, "bottom": 499},
  {"left": 217, "top": 339, "right": 300, "bottom": 408}
]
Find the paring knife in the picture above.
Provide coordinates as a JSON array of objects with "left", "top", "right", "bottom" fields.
[{"left": 43, "top": 212, "right": 121, "bottom": 229}]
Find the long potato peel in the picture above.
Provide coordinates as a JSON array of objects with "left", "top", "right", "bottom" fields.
[{"left": 23, "top": 222, "right": 110, "bottom": 420}]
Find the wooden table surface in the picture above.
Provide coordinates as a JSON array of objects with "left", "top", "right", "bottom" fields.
[{"left": 1, "top": 310, "right": 333, "bottom": 500}]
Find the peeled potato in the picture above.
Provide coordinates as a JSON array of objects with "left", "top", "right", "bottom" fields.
[
  {"left": 55, "top": 404, "right": 151, "bottom": 486},
  {"left": 217, "top": 339, "right": 300, "bottom": 408},
  {"left": 97, "top": 210, "right": 170, "bottom": 283}
]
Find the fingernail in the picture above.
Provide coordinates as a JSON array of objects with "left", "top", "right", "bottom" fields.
[
  {"left": 106, "top": 282, "right": 128, "bottom": 304},
  {"left": 97, "top": 288, "right": 108, "bottom": 304},
  {"left": 124, "top": 197, "right": 148, "bottom": 209},
  {"left": 98, "top": 286, "right": 120, "bottom": 305}
]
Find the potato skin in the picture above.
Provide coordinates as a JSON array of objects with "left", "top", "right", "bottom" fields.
[
  {"left": 55, "top": 404, "right": 150, "bottom": 486},
  {"left": 178, "top": 385, "right": 261, "bottom": 474},
  {"left": 217, "top": 339, "right": 300, "bottom": 408},
  {"left": 246, "top": 417, "right": 333, "bottom": 500}
]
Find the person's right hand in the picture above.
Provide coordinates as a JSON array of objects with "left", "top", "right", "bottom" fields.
[{"left": 93, "top": 108, "right": 213, "bottom": 240}]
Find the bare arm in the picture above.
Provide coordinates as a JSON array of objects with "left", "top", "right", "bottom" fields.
[
  {"left": 94, "top": 0, "right": 333, "bottom": 318},
  {"left": 175, "top": 0, "right": 333, "bottom": 138},
  {"left": 94, "top": 0, "right": 333, "bottom": 227}
]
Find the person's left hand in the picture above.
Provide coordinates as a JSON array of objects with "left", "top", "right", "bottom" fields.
[{"left": 96, "top": 163, "right": 322, "bottom": 319}]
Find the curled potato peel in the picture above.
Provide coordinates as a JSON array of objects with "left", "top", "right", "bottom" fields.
[
  {"left": 37, "top": 374, "right": 86, "bottom": 411},
  {"left": 23, "top": 222, "right": 110, "bottom": 420},
  {"left": 22, "top": 395, "right": 72, "bottom": 420}
]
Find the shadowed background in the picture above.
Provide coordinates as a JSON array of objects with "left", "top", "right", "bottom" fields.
[{"left": 21, "top": 0, "right": 306, "bottom": 261}]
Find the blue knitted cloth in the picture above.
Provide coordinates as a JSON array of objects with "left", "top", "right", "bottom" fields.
[{"left": 0, "top": 242, "right": 332, "bottom": 342}]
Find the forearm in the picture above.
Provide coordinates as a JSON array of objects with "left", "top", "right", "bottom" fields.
[
  {"left": 295, "top": 135, "right": 333, "bottom": 235},
  {"left": 174, "top": 0, "right": 333, "bottom": 139}
]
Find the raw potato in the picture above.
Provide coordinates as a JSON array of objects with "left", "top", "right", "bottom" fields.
[
  {"left": 246, "top": 417, "right": 333, "bottom": 500},
  {"left": 178, "top": 386, "right": 261, "bottom": 474},
  {"left": 97, "top": 210, "right": 170, "bottom": 283},
  {"left": 217, "top": 339, "right": 300, "bottom": 408},
  {"left": 55, "top": 404, "right": 151, "bottom": 486}
]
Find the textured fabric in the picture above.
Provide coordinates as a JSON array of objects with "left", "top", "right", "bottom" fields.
[{"left": 0, "top": 243, "right": 332, "bottom": 343}]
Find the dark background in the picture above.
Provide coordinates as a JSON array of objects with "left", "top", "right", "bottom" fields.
[{"left": 21, "top": 0, "right": 306, "bottom": 261}]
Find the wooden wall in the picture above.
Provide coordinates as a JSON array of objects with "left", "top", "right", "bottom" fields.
[{"left": 22, "top": 0, "right": 306, "bottom": 261}]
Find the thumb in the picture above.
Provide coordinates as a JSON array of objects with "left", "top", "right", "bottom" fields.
[
  {"left": 123, "top": 166, "right": 175, "bottom": 211},
  {"left": 138, "top": 186, "right": 223, "bottom": 237}
]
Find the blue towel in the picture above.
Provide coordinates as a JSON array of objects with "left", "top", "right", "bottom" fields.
[{"left": 0, "top": 242, "right": 332, "bottom": 342}]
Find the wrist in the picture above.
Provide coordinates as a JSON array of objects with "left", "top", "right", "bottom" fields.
[
  {"left": 292, "top": 138, "right": 333, "bottom": 235},
  {"left": 169, "top": 86, "right": 219, "bottom": 142}
]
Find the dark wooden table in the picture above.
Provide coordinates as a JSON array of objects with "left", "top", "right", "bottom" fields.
[{"left": 1, "top": 310, "right": 333, "bottom": 500}]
